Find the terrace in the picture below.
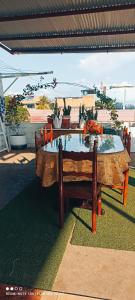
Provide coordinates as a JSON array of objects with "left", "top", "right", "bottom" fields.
[
  {"left": 0, "top": 1, "right": 135, "bottom": 299},
  {"left": 0, "top": 127, "right": 135, "bottom": 300}
]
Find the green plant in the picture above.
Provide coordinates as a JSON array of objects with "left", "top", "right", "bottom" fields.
[
  {"left": 5, "top": 95, "right": 29, "bottom": 135},
  {"left": 79, "top": 104, "right": 86, "bottom": 120},
  {"left": 48, "top": 100, "right": 61, "bottom": 119},
  {"left": 53, "top": 100, "right": 61, "bottom": 119},
  {"left": 95, "top": 87, "right": 122, "bottom": 129},
  {"left": 85, "top": 106, "right": 98, "bottom": 120},
  {"left": 37, "top": 96, "right": 52, "bottom": 110},
  {"left": 63, "top": 98, "right": 71, "bottom": 116}
]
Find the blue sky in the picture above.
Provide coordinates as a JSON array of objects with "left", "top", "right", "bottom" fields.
[{"left": 1, "top": 47, "right": 135, "bottom": 104}]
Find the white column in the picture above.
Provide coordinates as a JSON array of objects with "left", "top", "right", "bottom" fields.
[{"left": 0, "top": 78, "right": 5, "bottom": 119}]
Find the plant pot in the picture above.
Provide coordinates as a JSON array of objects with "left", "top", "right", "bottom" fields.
[
  {"left": 47, "top": 117, "right": 53, "bottom": 127},
  {"left": 53, "top": 116, "right": 62, "bottom": 129},
  {"left": 130, "top": 127, "right": 135, "bottom": 152},
  {"left": 10, "top": 135, "right": 27, "bottom": 150},
  {"left": 79, "top": 117, "right": 85, "bottom": 129},
  {"left": 62, "top": 116, "right": 70, "bottom": 129}
]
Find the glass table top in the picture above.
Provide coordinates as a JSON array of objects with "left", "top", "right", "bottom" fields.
[{"left": 42, "top": 134, "right": 124, "bottom": 154}]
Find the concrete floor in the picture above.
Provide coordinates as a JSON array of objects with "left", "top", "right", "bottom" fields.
[{"left": 53, "top": 244, "right": 135, "bottom": 300}]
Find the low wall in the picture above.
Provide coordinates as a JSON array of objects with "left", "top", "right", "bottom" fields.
[{"left": 1, "top": 122, "right": 135, "bottom": 153}]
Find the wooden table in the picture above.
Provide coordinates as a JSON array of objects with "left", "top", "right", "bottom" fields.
[{"left": 36, "top": 134, "right": 131, "bottom": 187}]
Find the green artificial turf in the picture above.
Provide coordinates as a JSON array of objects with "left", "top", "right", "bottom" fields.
[
  {"left": 0, "top": 179, "right": 75, "bottom": 290},
  {"left": 71, "top": 169, "right": 135, "bottom": 251}
]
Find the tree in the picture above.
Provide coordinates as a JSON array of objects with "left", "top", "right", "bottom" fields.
[
  {"left": 5, "top": 95, "right": 29, "bottom": 134},
  {"left": 37, "top": 96, "right": 52, "bottom": 109},
  {"left": 95, "top": 88, "right": 122, "bottom": 129}
]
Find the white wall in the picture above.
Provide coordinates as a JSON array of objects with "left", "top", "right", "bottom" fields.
[{"left": 23, "top": 122, "right": 45, "bottom": 148}]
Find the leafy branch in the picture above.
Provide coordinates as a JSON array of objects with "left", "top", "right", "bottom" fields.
[{"left": 95, "top": 87, "right": 122, "bottom": 129}]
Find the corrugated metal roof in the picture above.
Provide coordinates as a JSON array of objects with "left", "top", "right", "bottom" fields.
[
  {"left": 0, "top": 1, "right": 133, "bottom": 17},
  {"left": 0, "top": 0, "right": 135, "bottom": 54},
  {"left": 3, "top": 33, "right": 135, "bottom": 50},
  {"left": 0, "top": 9, "right": 135, "bottom": 37}
]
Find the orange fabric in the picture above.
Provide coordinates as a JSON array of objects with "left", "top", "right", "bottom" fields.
[{"left": 36, "top": 148, "right": 131, "bottom": 188}]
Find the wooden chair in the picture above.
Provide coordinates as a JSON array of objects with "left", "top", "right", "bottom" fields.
[
  {"left": 35, "top": 126, "right": 53, "bottom": 168},
  {"left": 35, "top": 124, "right": 53, "bottom": 151},
  {"left": 123, "top": 129, "right": 131, "bottom": 155},
  {"left": 35, "top": 131, "right": 44, "bottom": 152},
  {"left": 112, "top": 130, "right": 131, "bottom": 206},
  {"left": 42, "top": 124, "right": 53, "bottom": 144},
  {"left": 58, "top": 139, "right": 102, "bottom": 233}
]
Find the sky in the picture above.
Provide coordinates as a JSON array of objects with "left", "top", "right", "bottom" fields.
[{"left": 0, "top": 47, "right": 135, "bottom": 105}]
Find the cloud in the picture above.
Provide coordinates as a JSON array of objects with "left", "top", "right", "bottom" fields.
[{"left": 79, "top": 52, "right": 135, "bottom": 76}]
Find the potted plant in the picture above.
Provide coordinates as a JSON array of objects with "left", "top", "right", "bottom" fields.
[
  {"left": 47, "top": 115, "right": 54, "bottom": 126},
  {"left": 62, "top": 98, "right": 71, "bottom": 129},
  {"left": 52, "top": 100, "right": 62, "bottom": 128},
  {"left": 5, "top": 95, "right": 29, "bottom": 149},
  {"left": 47, "top": 101, "right": 62, "bottom": 128},
  {"left": 79, "top": 104, "right": 86, "bottom": 128},
  {"left": 85, "top": 106, "right": 98, "bottom": 121}
]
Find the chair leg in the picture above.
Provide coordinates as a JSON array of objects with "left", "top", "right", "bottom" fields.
[
  {"left": 92, "top": 197, "right": 96, "bottom": 233},
  {"left": 97, "top": 198, "right": 102, "bottom": 216},
  {"left": 59, "top": 193, "right": 64, "bottom": 229},
  {"left": 123, "top": 169, "right": 129, "bottom": 207}
]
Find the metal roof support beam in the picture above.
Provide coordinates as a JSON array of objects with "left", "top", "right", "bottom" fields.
[
  {"left": 11, "top": 45, "right": 135, "bottom": 54},
  {"left": 0, "top": 71, "right": 53, "bottom": 79},
  {"left": 1, "top": 27, "right": 135, "bottom": 41},
  {"left": 0, "top": 3, "right": 135, "bottom": 22},
  {"left": 0, "top": 42, "right": 13, "bottom": 54}
]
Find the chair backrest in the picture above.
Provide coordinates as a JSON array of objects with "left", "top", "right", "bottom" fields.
[
  {"left": 123, "top": 131, "right": 131, "bottom": 156},
  {"left": 38, "top": 125, "right": 53, "bottom": 145},
  {"left": 42, "top": 124, "right": 53, "bottom": 144},
  {"left": 58, "top": 138, "right": 98, "bottom": 188},
  {"left": 35, "top": 131, "right": 43, "bottom": 152},
  {"left": 35, "top": 124, "right": 53, "bottom": 152},
  {"left": 123, "top": 126, "right": 128, "bottom": 137}
]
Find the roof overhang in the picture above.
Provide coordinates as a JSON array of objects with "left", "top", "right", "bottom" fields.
[{"left": 0, "top": 1, "right": 135, "bottom": 54}]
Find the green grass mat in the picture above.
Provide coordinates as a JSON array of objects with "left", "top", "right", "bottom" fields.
[
  {"left": 71, "top": 169, "right": 135, "bottom": 251},
  {"left": 0, "top": 180, "right": 75, "bottom": 290}
]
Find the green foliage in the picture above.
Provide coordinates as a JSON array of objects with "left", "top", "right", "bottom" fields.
[
  {"left": 63, "top": 98, "right": 71, "bottom": 116},
  {"left": 48, "top": 100, "right": 61, "bottom": 119},
  {"left": 79, "top": 104, "right": 85, "bottom": 120},
  {"left": 85, "top": 106, "right": 98, "bottom": 120},
  {"left": 95, "top": 87, "right": 122, "bottom": 129},
  {"left": 79, "top": 105, "right": 97, "bottom": 121},
  {"left": 5, "top": 95, "right": 11, "bottom": 108},
  {"left": 53, "top": 100, "right": 61, "bottom": 119},
  {"left": 37, "top": 96, "right": 52, "bottom": 109},
  {"left": 23, "top": 78, "right": 57, "bottom": 96},
  {"left": 5, "top": 96, "right": 29, "bottom": 127}
]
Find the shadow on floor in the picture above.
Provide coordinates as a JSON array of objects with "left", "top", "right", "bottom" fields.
[
  {"left": 0, "top": 180, "right": 74, "bottom": 291},
  {"left": 0, "top": 157, "right": 35, "bottom": 209}
]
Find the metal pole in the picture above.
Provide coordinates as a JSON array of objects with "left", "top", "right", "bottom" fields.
[{"left": 3, "top": 77, "right": 18, "bottom": 94}]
